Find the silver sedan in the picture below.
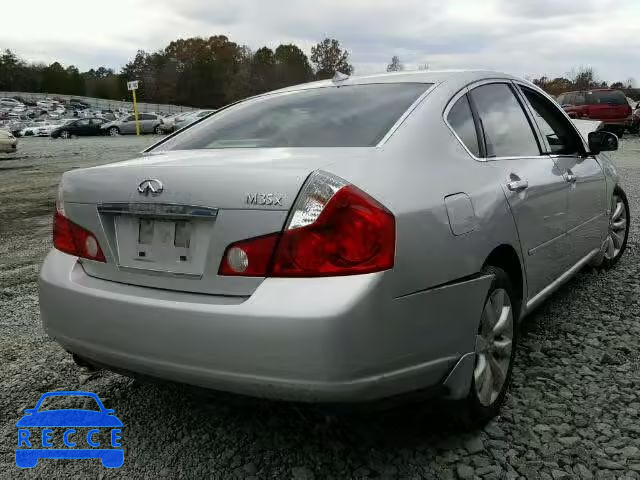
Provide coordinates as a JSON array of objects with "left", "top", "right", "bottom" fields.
[{"left": 40, "top": 70, "right": 629, "bottom": 427}]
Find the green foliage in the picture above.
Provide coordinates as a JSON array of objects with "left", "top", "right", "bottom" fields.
[
  {"left": 0, "top": 36, "right": 330, "bottom": 107},
  {"left": 532, "top": 67, "right": 635, "bottom": 96},
  {"left": 387, "top": 56, "right": 404, "bottom": 72},
  {"left": 310, "top": 38, "right": 354, "bottom": 79}
]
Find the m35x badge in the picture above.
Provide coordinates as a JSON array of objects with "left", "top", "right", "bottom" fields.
[{"left": 246, "top": 193, "right": 284, "bottom": 206}]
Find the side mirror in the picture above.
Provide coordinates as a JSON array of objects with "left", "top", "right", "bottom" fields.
[
  {"left": 104, "top": 409, "right": 115, "bottom": 414},
  {"left": 588, "top": 130, "right": 618, "bottom": 155},
  {"left": 23, "top": 408, "right": 36, "bottom": 415}
]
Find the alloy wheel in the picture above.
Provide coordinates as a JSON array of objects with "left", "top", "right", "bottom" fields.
[
  {"left": 60, "top": 130, "right": 69, "bottom": 139},
  {"left": 604, "top": 194, "right": 628, "bottom": 260},
  {"left": 474, "top": 288, "right": 514, "bottom": 407},
  {"left": 109, "top": 128, "right": 118, "bottom": 136}
]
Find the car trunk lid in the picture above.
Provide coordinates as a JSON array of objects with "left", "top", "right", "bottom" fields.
[{"left": 60, "top": 148, "right": 363, "bottom": 296}]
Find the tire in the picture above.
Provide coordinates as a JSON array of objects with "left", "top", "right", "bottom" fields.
[
  {"left": 601, "top": 187, "right": 630, "bottom": 269},
  {"left": 451, "top": 266, "right": 519, "bottom": 429},
  {"left": 154, "top": 125, "right": 161, "bottom": 134},
  {"left": 59, "top": 130, "right": 70, "bottom": 139},
  {"left": 108, "top": 127, "right": 119, "bottom": 136}
]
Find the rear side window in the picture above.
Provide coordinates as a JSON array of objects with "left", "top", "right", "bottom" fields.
[
  {"left": 586, "top": 90, "right": 627, "bottom": 105},
  {"left": 447, "top": 95, "right": 480, "bottom": 157},
  {"left": 470, "top": 83, "right": 540, "bottom": 158},
  {"left": 154, "top": 83, "right": 431, "bottom": 150}
]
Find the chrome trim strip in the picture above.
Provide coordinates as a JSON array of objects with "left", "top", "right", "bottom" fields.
[
  {"left": 524, "top": 248, "right": 598, "bottom": 315},
  {"left": 97, "top": 203, "right": 218, "bottom": 219},
  {"left": 529, "top": 212, "right": 605, "bottom": 256},
  {"left": 442, "top": 78, "right": 576, "bottom": 164},
  {"left": 117, "top": 265, "right": 203, "bottom": 280},
  {"left": 528, "top": 230, "right": 567, "bottom": 256},
  {"left": 566, "top": 212, "right": 605, "bottom": 236}
]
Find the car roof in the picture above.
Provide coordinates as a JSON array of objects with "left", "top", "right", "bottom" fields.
[
  {"left": 270, "top": 69, "right": 521, "bottom": 94},
  {"left": 37, "top": 390, "right": 100, "bottom": 400}
]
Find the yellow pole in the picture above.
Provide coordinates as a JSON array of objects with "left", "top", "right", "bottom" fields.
[{"left": 132, "top": 88, "right": 140, "bottom": 136}]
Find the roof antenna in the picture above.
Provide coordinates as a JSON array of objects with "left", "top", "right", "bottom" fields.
[{"left": 332, "top": 71, "right": 349, "bottom": 83}]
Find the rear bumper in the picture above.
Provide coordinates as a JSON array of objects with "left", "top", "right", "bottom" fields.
[
  {"left": 0, "top": 139, "right": 17, "bottom": 152},
  {"left": 39, "top": 250, "right": 491, "bottom": 403}
]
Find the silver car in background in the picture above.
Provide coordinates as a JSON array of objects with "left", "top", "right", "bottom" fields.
[
  {"left": 101, "top": 113, "right": 163, "bottom": 135},
  {"left": 40, "top": 70, "right": 629, "bottom": 427}
]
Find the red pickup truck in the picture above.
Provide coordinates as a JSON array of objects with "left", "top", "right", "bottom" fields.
[{"left": 557, "top": 89, "right": 632, "bottom": 137}]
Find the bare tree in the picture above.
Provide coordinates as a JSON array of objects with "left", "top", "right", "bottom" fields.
[{"left": 386, "top": 55, "right": 404, "bottom": 72}]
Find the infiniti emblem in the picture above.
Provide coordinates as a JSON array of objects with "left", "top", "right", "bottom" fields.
[{"left": 137, "top": 179, "right": 163, "bottom": 196}]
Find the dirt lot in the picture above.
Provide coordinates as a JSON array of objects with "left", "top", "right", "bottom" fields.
[{"left": 1, "top": 136, "right": 640, "bottom": 479}]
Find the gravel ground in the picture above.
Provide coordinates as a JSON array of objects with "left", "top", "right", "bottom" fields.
[{"left": 1, "top": 136, "right": 640, "bottom": 479}]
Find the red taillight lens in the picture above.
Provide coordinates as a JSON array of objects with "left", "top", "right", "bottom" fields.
[
  {"left": 271, "top": 185, "right": 395, "bottom": 276},
  {"left": 218, "top": 178, "right": 395, "bottom": 277},
  {"left": 53, "top": 211, "right": 106, "bottom": 262}
]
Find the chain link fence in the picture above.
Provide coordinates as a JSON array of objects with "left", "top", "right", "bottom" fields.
[{"left": 0, "top": 91, "right": 196, "bottom": 115}]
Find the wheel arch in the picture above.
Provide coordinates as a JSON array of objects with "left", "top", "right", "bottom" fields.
[{"left": 482, "top": 243, "right": 525, "bottom": 315}]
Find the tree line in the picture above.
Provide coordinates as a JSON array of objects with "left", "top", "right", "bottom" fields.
[
  {"left": 1, "top": 43, "right": 638, "bottom": 108},
  {"left": 0, "top": 37, "right": 353, "bottom": 108},
  {"left": 530, "top": 67, "right": 637, "bottom": 98}
]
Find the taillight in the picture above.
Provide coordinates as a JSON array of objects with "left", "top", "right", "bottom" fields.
[
  {"left": 53, "top": 211, "right": 106, "bottom": 262},
  {"left": 218, "top": 171, "right": 395, "bottom": 277}
]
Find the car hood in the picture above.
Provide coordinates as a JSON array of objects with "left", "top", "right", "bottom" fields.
[{"left": 16, "top": 410, "right": 123, "bottom": 427}]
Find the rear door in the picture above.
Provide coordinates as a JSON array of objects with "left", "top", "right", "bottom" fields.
[
  {"left": 468, "top": 82, "right": 571, "bottom": 299},
  {"left": 121, "top": 115, "right": 136, "bottom": 134},
  {"left": 89, "top": 118, "right": 105, "bottom": 135},
  {"left": 518, "top": 85, "right": 607, "bottom": 264},
  {"left": 142, "top": 114, "right": 158, "bottom": 133},
  {"left": 75, "top": 118, "right": 92, "bottom": 135}
]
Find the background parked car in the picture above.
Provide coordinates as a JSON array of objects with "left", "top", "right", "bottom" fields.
[
  {"left": 51, "top": 118, "right": 107, "bottom": 138},
  {"left": 0, "top": 97, "right": 24, "bottom": 108},
  {"left": 174, "top": 109, "right": 215, "bottom": 131},
  {"left": 101, "top": 113, "right": 163, "bottom": 135},
  {"left": 0, "top": 129, "right": 17, "bottom": 153},
  {"left": 557, "top": 89, "right": 631, "bottom": 137},
  {"left": 630, "top": 102, "right": 640, "bottom": 134},
  {"left": 20, "top": 121, "right": 55, "bottom": 137}
]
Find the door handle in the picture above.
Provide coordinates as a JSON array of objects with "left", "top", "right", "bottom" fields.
[
  {"left": 507, "top": 179, "right": 529, "bottom": 192},
  {"left": 565, "top": 172, "right": 577, "bottom": 183}
]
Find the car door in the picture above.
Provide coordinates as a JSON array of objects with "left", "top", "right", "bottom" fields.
[
  {"left": 518, "top": 85, "right": 607, "bottom": 265},
  {"left": 122, "top": 115, "right": 136, "bottom": 134},
  {"left": 75, "top": 119, "right": 91, "bottom": 135},
  {"left": 90, "top": 118, "right": 105, "bottom": 135},
  {"left": 137, "top": 114, "right": 150, "bottom": 133},
  {"left": 468, "top": 82, "right": 571, "bottom": 299}
]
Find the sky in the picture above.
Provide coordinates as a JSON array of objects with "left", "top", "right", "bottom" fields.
[{"left": 2, "top": 0, "right": 638, "bottom": 84}]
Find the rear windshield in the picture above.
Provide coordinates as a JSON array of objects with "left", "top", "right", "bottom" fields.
[
  {"left": 154, "top": 83, "right": 431, "bottom": 150},
  {"left": 586, "top": 90, "right": 627, "bottom": 105}
]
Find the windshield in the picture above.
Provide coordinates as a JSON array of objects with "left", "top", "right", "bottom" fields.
[
  {"left": 154, "top": 83, "right": 430, "bottom": 150},
  {"left": 38, "top": 395, "right": 101, "bottom": 412}
]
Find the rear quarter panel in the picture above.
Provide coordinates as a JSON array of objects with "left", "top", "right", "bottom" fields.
[{"left": 327, "top": 78, "right": 525, "bottom": 300}]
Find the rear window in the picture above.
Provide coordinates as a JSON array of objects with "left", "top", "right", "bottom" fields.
[
  {"left": 586, "top": 90, "right": 627, "bottom": 105},
  {"left": 155, "top": 83, "right": 431, "bottom": 150}
]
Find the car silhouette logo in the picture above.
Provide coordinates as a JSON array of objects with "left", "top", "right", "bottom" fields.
[
  {"left": 15, "top": 391, "right": 124, "bottom": 468},
  {"left": 137, "top": 179, "right": 163, "bottom": 196}
]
